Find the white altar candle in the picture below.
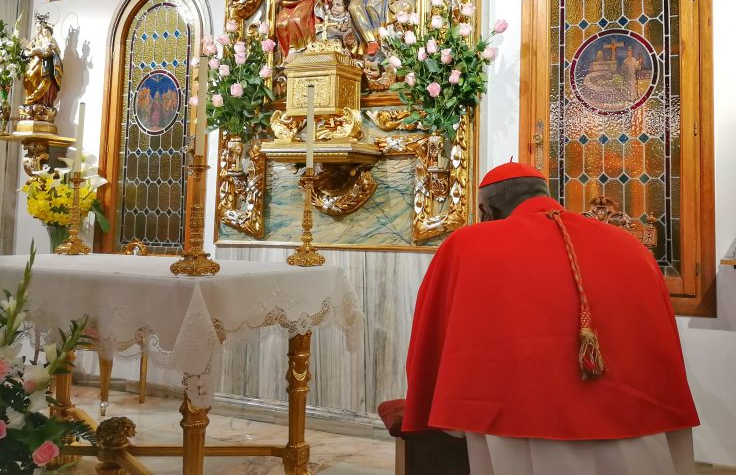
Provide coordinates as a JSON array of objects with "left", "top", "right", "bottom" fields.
[
  {"left": 195, "top": 57, "right": 208, "bottom": 156},
  {"left": 74, "top": 102, "right": 85, "bottom": 173},
  {"left": 306, "top": 85, "right": 315, "bottom": 169}
]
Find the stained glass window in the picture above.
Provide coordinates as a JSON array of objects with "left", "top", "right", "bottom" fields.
[
  {"left": 550, "top": 0, "right": 681, "bottom": 276},
  {"left": 114, "top": 0, "right": 194, "bottom": 254}
]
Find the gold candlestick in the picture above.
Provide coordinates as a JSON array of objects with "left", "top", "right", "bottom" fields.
[
  {"left": 55, "top": 172, "right": 91, "bottom": 255},
  {"left": 171, "top": 147, "right": 220, "bottom": 276},
  {"left": 287, "top": 168, "right": 325, "bottom": 267}
]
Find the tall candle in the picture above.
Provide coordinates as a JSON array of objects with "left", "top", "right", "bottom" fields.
[
  {"left": 195, "top": 57, "right": 208, "bottom": 156},
  {"left": 306, "top": 85, "right": 315, "bottom": 169},
  {"left": 74, "top": 102, "right": 85, "bottom": 173}
]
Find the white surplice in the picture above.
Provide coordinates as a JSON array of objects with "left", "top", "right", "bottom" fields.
[{"left": 466, "top": 429, "right": 694, "bottom": 475}]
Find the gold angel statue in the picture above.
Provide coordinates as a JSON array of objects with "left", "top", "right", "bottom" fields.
[{"left": 20, "top": 13, "right": 63, "bottom": 123}]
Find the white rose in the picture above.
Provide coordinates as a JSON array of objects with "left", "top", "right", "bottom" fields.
[
  {"left": 6, "top": 407, "right": 24, "bottom": 429},
  {"left": 28, "top": 391, "right": 48, "bottom": 413}
]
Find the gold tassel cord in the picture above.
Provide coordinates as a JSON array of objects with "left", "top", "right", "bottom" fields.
[{"left": 547, "top": 210, "right": 606, "bottom": 381}]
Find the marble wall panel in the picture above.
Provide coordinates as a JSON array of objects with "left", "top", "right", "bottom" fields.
[{"left": 214, "top": 246, "right": 432, "bottom": 415}]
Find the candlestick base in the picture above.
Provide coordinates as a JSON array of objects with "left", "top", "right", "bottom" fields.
[
  {"left": 56, "top": 173, "right": 90, "bottom": 255},
  {"left": 288, "top": 170, "right": 325, "bottom": 268},
  {"left": 55, "top": 236, "right": 90, "bottom": 256},
  {"left": 170, "top": 251, "right": 220, "bottom": 276}
]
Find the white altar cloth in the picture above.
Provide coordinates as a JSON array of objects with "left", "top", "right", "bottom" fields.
[{"left": 0, "top": 254, "right": 363, "bottom": 406}]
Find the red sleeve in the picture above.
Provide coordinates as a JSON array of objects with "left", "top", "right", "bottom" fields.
[{"left": 402, "top": 237, "right": 459, "bottom": 432}]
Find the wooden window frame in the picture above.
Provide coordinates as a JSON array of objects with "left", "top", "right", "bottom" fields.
[
  {"left": 94, "top": 0, "right": 210, "bottom": 254},
  {"left": 518, "top": 0, "right": 716, "bottom": 316}
]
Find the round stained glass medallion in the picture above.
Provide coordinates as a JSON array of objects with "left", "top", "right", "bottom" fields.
[
  {"left": 134, "top": 70, "right": 181, "bottom": 135},
  {"left": 570, "top": 29, "right": 658, "bottom": 115}
]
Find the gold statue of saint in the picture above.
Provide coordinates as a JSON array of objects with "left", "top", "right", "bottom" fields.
[{"left": 20, "top": 13, "right": 63, "bottom": 123}]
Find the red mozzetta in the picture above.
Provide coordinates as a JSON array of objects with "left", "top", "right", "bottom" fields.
[{"left": 402, "top": 196, "right": 699, "bottom": 439}]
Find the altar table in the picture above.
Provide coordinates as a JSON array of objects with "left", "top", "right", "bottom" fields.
[{"left": 0, "top": 254, "right": 363, "bottom": 475}]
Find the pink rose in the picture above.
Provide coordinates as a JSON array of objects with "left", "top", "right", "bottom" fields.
[
  {"left": 235, "top": 53, "right": 246, "bottom": 64},
  {"left": 461, "top": 3, "right": 476, "bottom": 16},
  {"left": 458, "top": 23, "right": 472, "bottom": 37},
  {"left": 481, "top": 46, "right": 497, "bottom": 61},
  {"left": 417, "top": 47, "right": 427, "bottom": 61},
  {"left": 405, "top": 72, "right": 416, "bottom": 86},
  {"left": 234, "top": 42, "right": 246, "bottom": 54},
  {"left": 441, "top": 48, "right": 453, "bottom": 64},
  {"left": 212, "top": 94, "right": 224, "bottom": 107},
  {"left": 396, "top": 11, "right": 409, "bottom": 24},
  {"left": 203, "top": 43, "right": 217, "bottom": 56},
  {"left": 216, "top": 35, "right": 230, "bottom": 46},
  {"left": 427, "top": 82, "right": 441, "bottom": 98},
  {"left": 378, "top": 26, "right": 389, "bottom": 38},
  {"left": 430, "top": 15, "right": 443, "bottom": 30},
  {"left": 262, "top": 38, "right": 276, "bottom": 52},
  {"left": 230, "top": 83, "right": 244, "bottom": 97},
  {"left": 410, "top": 13, "right": 421, "bottom": 25},
  {"left": 201, "top": 35, "right": 213, "bottom": 48},
  {"left": 32, "top": 441, "right": 59, "bottom": 467},
  {"left": 404, "top": 30, "right": 416, "bottom": 45},
  {"left": 0, "top": 358, "right": 10, "bottom": 379},
  {"left": 226, "top": 19, "right": 239, "bottom": 32},
  {"left": 431, "top": 0, "right": 444, "bottom": 5},
  {"left": 448, "top": 69, "right": 461, "bottom": 84},
  {"left": 259, "top": 65, "right": 272, "bottom": 78},
  {"left": 219, "top": 64, "right": 230, "bottom": 76},
  {"left": 388, "top": 55, "right": 402, "bottom": 68},
  {"left": 208, "top": 58, "right": 220, "bottom": 69},
  {"left": 258, "top": 21, "right": 270, "bottom": 35},
  {"left": 426, "top": 39, "right": 438, "bottom": 54},
  {"left": 0, "top": 420, "right": 6, "bottom": 439},
  {"left": 494, "top": 19, "right": 508, "bottom": 33},
  {"left": 188, "top": 96, "right": 198, "bottom": 107}
]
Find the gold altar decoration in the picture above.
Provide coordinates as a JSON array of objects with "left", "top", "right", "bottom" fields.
[
  {"left": 262, "top": 38, "right": 382, "bottom": 219},
  {"left": 171, "top": 148, "right": 220, "bottom": 276},
  {"left": 218, "top": 135, "right": 268, "bottom": 238},
  {"left": 55, "top": 172, "right": 91, "bottom": 255},
  {"left": 216, "top": 0, "right": 479, "bottom": 248}
]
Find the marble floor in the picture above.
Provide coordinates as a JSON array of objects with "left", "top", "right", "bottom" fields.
[
  {"left": 54, "top": 386, "right": 394, "bottom": 474},
  {"left": 46, "top": 386, "right": 733, "bottom": 475}
]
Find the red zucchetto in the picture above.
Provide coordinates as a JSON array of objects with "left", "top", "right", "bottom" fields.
[{"left": 479, "top": 162, "right": 546, "bottom": 188}]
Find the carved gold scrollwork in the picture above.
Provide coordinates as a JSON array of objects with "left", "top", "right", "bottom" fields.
[
  {"left": 315, "top": 108, "right": 363, "bottom": 140},
  {"left": 311, "top": 166, "right": 377, "bottom": 216},
  {"left": 365, "top": 109, "right": 425, "bottom": 132},
  {"left": 271, "top": 110, "right": 307, "bottom": 142},
  {"left": 582, "top": 196, "right": 659, "bottom": 254},
  {"left": 217, "top": 136, "right": 266, "bottom": 239},
  {"left": 412, "top": 117, "right": 470, "bottom": 243}
]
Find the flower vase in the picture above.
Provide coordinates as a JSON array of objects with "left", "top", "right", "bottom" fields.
[{"left": 45, "top": 225, "right": 69, "bottom": 253}]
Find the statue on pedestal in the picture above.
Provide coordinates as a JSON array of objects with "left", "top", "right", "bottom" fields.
[{"left": 20, "top": 13, "right": 62, "bottom": 124}]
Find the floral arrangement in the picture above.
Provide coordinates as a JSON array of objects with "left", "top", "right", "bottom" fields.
[
  {"left": 0, "top": 19, "right": 26, "bottom": 96},
  {"left": 381, "top": 2, "right": 507, "bottom": 141},
  {"left": 198, "top": 20, "right": 275, "bottom": 141},
  {"left": 21, "top": 162, "right": 109, "bottom": 249},
  {"left": 0, "top": 246, "right": 95, "bottom": 473}
]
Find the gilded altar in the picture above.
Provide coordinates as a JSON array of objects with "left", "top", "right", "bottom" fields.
[{"left": 216, "top": 0, "right": 480, "bottom": 249}]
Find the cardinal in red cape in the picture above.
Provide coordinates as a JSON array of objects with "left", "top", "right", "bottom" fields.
[{"left": 402, "top": 162, "right": 699, "bottom": 474}]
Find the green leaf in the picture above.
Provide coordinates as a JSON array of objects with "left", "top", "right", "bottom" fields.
[
  {"left": 424, "top": 58, "right": 440, "bottom": 73},
  {"left": 90, "top": 201, "right": 110, "bottom": 233}
]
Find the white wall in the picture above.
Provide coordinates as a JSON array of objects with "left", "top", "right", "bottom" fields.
[
  {"left": 675, "top": 0, "right": 736, "bottom": 465},
  {"left": 7, "top": 0, "right": 736, "bottom": 466}
]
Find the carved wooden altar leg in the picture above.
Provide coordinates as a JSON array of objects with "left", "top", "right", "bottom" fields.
[
  {"left": 138, "top": 351, "right": 148, "bottom": 404},
  {"left": 49, "top": 351, "right": 82, "bottom": 468},
  {"left": 284, "top": 331, "right": 312, "bottom": 475},
  {"left": 99, "top": 354, "right": 113, "bottom": 416},
  {"left": 179, "top": 394, "right": 210, "bottom": 475}
]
